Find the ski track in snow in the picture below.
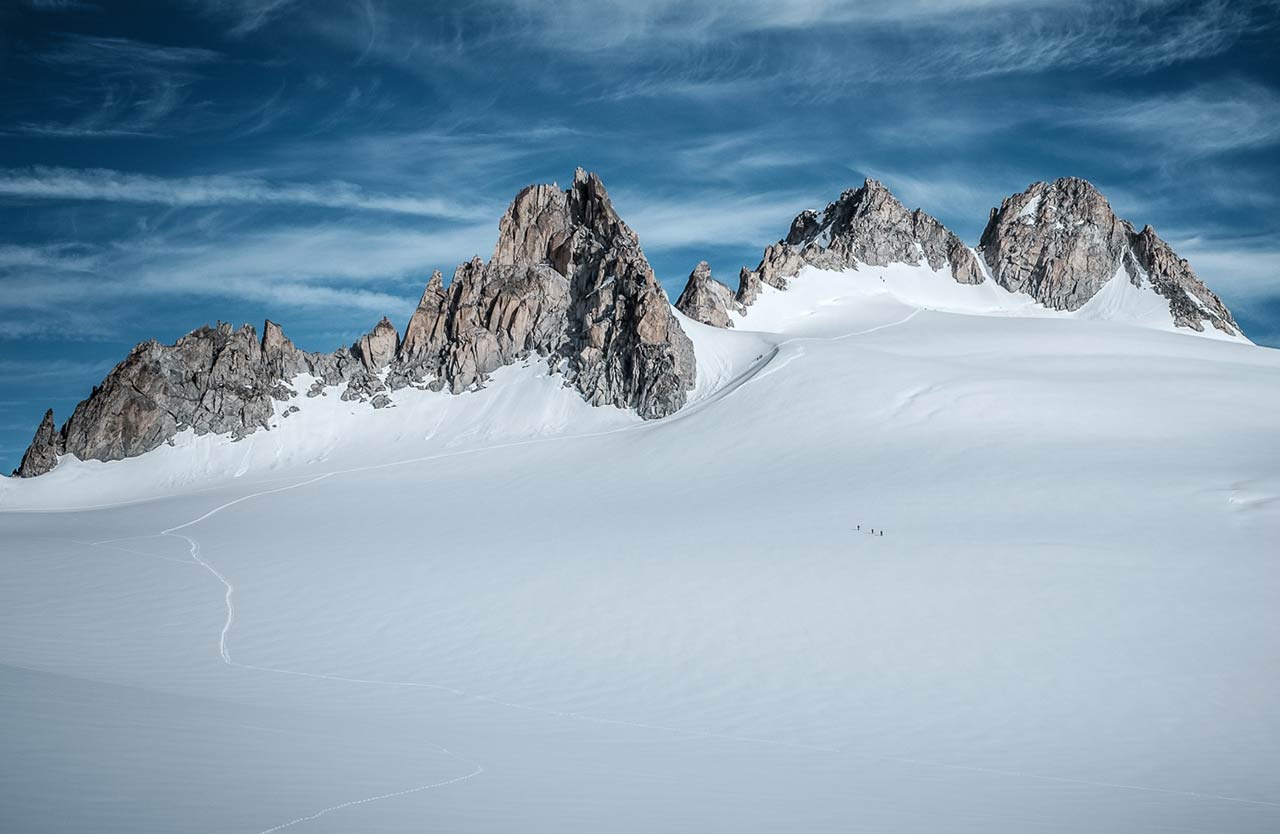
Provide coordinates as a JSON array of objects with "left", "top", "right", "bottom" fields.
[{"left": 68, "top": 309, "right": 1279, "bottom": 830}]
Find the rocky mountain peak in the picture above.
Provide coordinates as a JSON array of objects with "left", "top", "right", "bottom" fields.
[
  {"left": 390, "top": 169, "right": 694, "bottom": 419},
  {"left": 979, "top": 178, "right": 1240, "bottom": 335},
  {"left": 357, "top": 316, "right": 400, "bottom": 371},
  {"left": 14, "top": 169, "right": 1245, "bottom": 478},
  {"left": 13, "top": 408, "right": 62, "bottom": 478},
  {"left": 978, "top": 177, "right": 1133, "bottom": 312},
  {"left": 674, "top": 261, "right": 742, "bottom": 329},
  {"left": 682, "top": 178, "right": 982, "bottom": 325}
]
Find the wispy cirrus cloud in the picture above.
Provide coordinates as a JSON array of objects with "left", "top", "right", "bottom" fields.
[
  {"left": 1164, "top": 236, "right": 1280, "bottom": 302},
  {"left": 16, "top": 34, "right": 221, "bottom": 137},
  {"left": 0, "top": 357, "right": 116, "bottom": 382},
  {"left": 37, "top": 33, "right": 220, "bottom": 67},
  {"left": 324, "top": 0, "right": 1274, "bottom": 100},
  {"left": 1065, "top": 79, "right": 1280, "bottom": 157},
  {"left": 183, "top": 0, "right": 300, "bottom": 36},
  {"left": 0, "top": 166, "right": 492, "bottom": 220},
  {"left": 612, "top": 189, "right": 815, "bottom": 251},
  {"left": 0, "top": 217, "right": 498, "bottom": 340}
]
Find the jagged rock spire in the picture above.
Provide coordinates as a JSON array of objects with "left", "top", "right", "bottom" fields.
[
  {"left": 357, "top": 317, "right": 400, "bottom": 371},
  {"left": 15, "top": 169, "right": 698, "bottom": 476},
  {"left": 1129, "top": 225, "right": 1239, "bottom": 334},
  {"left": 782, "top": 178, "right": 982, "bottom": 285},
  {"left": 979, "top": 177, "right": 1134, "bottom": 311},
  {"left": 392, "top": 168, "right": 696, "bottom": 418},
  {"left": 685, "top": 178, "right": 982, "bottom": 325},
  {"left": 674, "top": 261, "right": 742, "bottom": 329},
  {"left": 13, "top": 409, "right": 62, "bottom": 478},
  {"left": 979, "top": 177, "right": 1240, "bottom": 335}
]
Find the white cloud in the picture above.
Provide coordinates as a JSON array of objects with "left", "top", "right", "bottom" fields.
[
  {"left": 613, "top": 189, "right": 815, "bottom": 251},
  {"left": 0, "top": 358, "right": 116, "bottom": 382},
  {"left": 1166, "top": 238, "right": 1280, "bottom": 302},
  {"left": 16, "top": 34, "right": 220, "bottom": 137},
  {"left": 0, "top": 220, "right": 499, "bottom": 338},
  {"left": 0, "top": 167, "right": 491, "bottom": 220},
  {"left": 184, "top": 0, "right": 300, "bottom": 36},
  {"left": 1067, "top": 80, "right": 1280, "bottom": 156}
]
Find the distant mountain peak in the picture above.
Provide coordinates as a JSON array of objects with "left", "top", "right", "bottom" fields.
[
  {"left": 14, "top": 170, "right": 696, "bottom": 477},
  {"left": 676, "top": 176, "right": 1241, "bottom": 341},
  {"left": 677, "top": 179, "right": 981, "bottom": 322},
  {"left": 979, "top": 179, "right": 1240, "bottom": 335},
  {"left": 13, "top": 171, "right": 1247, "bottom": 479}
]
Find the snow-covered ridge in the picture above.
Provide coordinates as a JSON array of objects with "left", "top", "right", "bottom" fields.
[
  {"left": 11, "top": 169, "right": 694, "bottom": 479},
  {"left": 7, "top": 171, "right": 1256, "bottom": 483},
  {"left": 4, "top": 242, "right": 1278, "bottom": 830},
  {"left": 2, "top": 254, "right": 1268, "bottom": 507},
  {"left": 676, "top": 176, "right": 1245, "bottom": 344}
]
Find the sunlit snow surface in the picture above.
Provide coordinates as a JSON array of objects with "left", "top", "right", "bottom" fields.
[{"left": 2, "top": 263, "right": 1278, "bottom": 833}]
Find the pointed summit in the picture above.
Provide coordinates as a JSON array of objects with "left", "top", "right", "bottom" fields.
[
  {"left": 979, "top": 177, "right": 1133, "bottom": 311},
  {"left": 709, "top": 178, "right": 982, "bottom": 322},
  {"left": 357, "top": 316, "right": 400, "bottom": 371},
  {"left": 13, "top": 409, "right": 62, "bottom": 478},
  {"left": 980, "top": 178, "right": 1241, "bottom": 335},
  {"left": 389, "top": 169, "right": 695, "bottom": 417},
  {"left": 674, "top": 261, "right": 742, "bottom": 329}
]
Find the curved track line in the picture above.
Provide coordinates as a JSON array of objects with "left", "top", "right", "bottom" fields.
[
  {"left": 256, "top": 758, "right": 485, "bottom": 834},
  {"left": 83, "top": 315, "right": 923, "bottom": 831},
  {"left": 81, "top": 306, "right": 1278, "bottom": 825}
]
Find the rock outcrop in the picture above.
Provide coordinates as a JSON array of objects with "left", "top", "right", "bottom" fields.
[
  {"left": 978, "top": 178, "right": 1137, "bottom": 312},
  {"left": 978, "top": 178, "right": 1240, "bottom": 335},
  {"left": 684, "top": 178, "right": 981, "bottom": 326},
  {"left": 9, "top": 319, "right": 368, "bottom": 475},
  {"left": 13, "top": 170, "right": 1245, "bottom": 478},
  {"left": 14, "top": 169, "right": 696, "bottom": 476},
  {"left": 388, "top": 168, "right": 696, "bottom": 419},
  {"left": 674, "top": 261, "right": 742, "bottom": 328},
  {"left": 1129, "top": 225, "right": 1239, "bottom": 334},
  {"left": 678, "top": 175, "right": 1240, "bottom": 339},
  {"left": 58, "top": 322, "right": 306, "bottom": 465},
  {"left": 13, "top": 409, "right": 62, "bottom": 477},
  {"left": 357, "top": 317, "right": 400, "bottom": 371}
]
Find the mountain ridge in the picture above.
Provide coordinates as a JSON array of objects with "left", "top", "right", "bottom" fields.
[
  {"left": 675, "top": 176, "right": 1242, "bottom": 341},
  {"left": 12, "top": 171, "right": 1247, "bottom": 478}
]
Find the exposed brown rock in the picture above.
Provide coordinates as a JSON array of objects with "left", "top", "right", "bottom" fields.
[
  {"left": 732, "top": 179, "right": 982, "bottom": 317},
  {"left": 391, "top": 168, "right": 696, "bottom": 418},
  {"left": 13, "top": 409, "right": 62, "bottom": 478},
  {"left": 674, "top": 261, "right": 743, "bottom": 328},
  {"left": 979, "top": 178, "right": 1241, "bottom": 335}
]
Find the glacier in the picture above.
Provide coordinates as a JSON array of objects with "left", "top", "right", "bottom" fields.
[{"left": 1, "top": 261, "right": 1278, "bottom": 833}]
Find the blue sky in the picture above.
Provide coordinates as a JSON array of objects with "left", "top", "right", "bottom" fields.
[{"left": 1, "top": 0, "right": 1278, "bottom": 470}]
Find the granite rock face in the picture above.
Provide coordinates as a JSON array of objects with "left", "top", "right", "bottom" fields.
[
  {"left": 357, "top": 317, "right": 401, "bottom": 371},
  {"left": 16, "top": 169, "right": 696, "bottom": 476},
  {"left": 978, "top": 178, "right": 1137, "bottom": 312},
  {"left": 978, "top": 178, "right": 1240, "bottom": 335},
  {"left": 1129, "top": 225, "right": 1239, "bottom": 334},
  {"left": 13, "top": 319, "right": 368, "bottom": 475},
  {"left": 13, "top": 409, "right": 62, "bottom": 477},
  {"left": 389, "top": 168, "right": 696, "bottom": 418},
  {"left": 674, "top": 261, "right": 743, "bottom": 328},
  {"left": 57, "top": 322, "right": 298, "bottom": 465},
  {"left": 15, "top": 170, "right": 1244, "bottom": 477},
  {"left": 718, "top": 179, "right": 981, "bottom": 324}
]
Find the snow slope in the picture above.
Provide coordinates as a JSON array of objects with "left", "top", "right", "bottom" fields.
[{"left": 2, "top": 262, "right": 1278, "bottom": 833}]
